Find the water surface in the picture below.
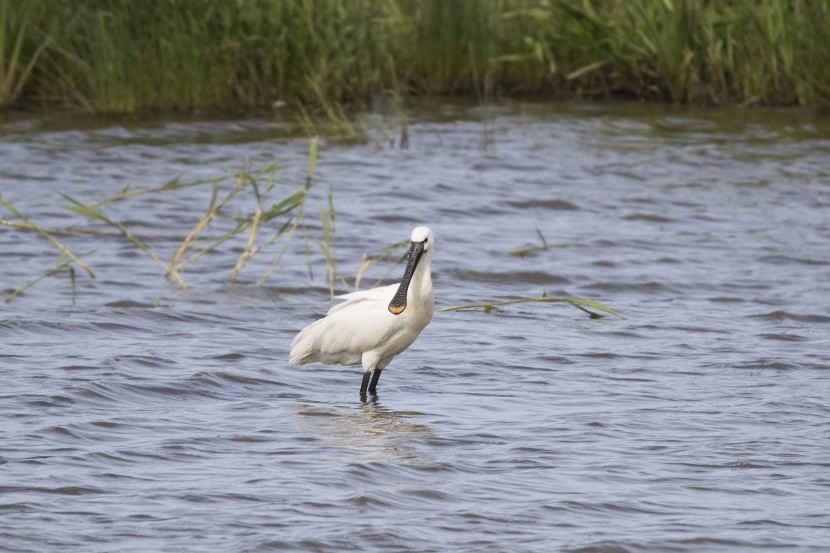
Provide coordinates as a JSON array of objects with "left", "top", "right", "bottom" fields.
[{"left": 2, "top": 101, "right": 829, "bottom": 552}]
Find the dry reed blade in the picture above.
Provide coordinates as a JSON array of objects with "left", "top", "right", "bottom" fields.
[
  {"left": 58, "top": 192, "right": 186, "bottom": 288},
  {"left": 166, "top": 184, "right": 221, "bottom": 278},
  {"left": 258, "top": 209, "right": 302, "bottom": 286},
  {"left": 168, "top": 160, "right": 250, "bottom": 276},
  {"left": 0, "top": 194, "right": 95, "bottom": 278},
  {"left": 90, "top": 160, "right": 279, "bottom": 209},
  {"left": 509, "top": 225, "right": 549, "bottom": 257},
  {"left": 316, "top": 186, "right": 337, "bottom": 300},
  {"left": 230, "top": 206, "right": 262, "bottom": 283},
  {"left": 354, "top": 252, "right": 374, "bottom": 291},
  {"left": 0, "top": 218, "right": 110, "bottom": 235},
  {"left": 508, "top": 242, "right": 582, "bottom": 257},
  {"left": 352, "top": 239, "right": 409, "bottom": 291},
  {"left": 173, "top": 219, "right": 247, "bottom": 271},
  {"left": 254, "top": 144, "right": 315, "bottom": 286},
  {"left": 300, "top": 138, "right": 319, "bottom": 280},
  {"left": 5, "top": 259, "right": 69, "bottom": 303},
  {"left": 171, "top": 164, "right": 304, "bottom": 281},
  {"left": 509, "top": 227, "right": 581, "bottom": 257},
  {"left": 175, "top": 189, "right": 293, "bottom": 274},
  {"left": 4, "top": 247, "right": 90, "bottom": 303},
  {"left": 90, "top": 175, "right": 208, "bottom": 208}
]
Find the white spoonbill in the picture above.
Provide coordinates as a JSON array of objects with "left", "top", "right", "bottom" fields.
[{"left": 289, "top": 226, "right": 435, "bottom": 396}]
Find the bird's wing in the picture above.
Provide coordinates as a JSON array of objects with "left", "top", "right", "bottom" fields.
[
  {"left": 290, "top": 284, "right": 403, "bottom": 366},
  {"left": 326, "top": 284, "right": 397, "bottom": 315}
]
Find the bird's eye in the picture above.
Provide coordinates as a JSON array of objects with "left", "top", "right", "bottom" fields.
[{"left": 423, "top": 238, "right": 429, "bottom": 245}]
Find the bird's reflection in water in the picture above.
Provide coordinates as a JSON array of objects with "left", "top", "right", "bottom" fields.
[{"left": 292, "top": 398, "right": 436, "bottom": 465}]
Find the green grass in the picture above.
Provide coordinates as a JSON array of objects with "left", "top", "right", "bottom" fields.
[
  {"left": 1, "top": 0, "right": 828, "bottom": 114},
  {"left": 0, "top": 0, "right": 52, "bottom": 107}
]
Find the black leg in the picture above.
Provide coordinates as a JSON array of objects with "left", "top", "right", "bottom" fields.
[
  {"left": 360, "top": 371, "right": 371, "bottom": 396},
  {"left": 368, "top": 369, "right": 382, "bottom": 393}
]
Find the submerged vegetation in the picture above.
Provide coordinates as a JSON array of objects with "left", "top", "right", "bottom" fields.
[
  {"left": 1, "top": 141, "right": 319, "bottom": 305},
  {"left": 1, "top": 138, "right": 622, "bottom": 319},
  {"left": 1, "top": 0, "right": 829, "bottom": 114},
  {"left": 440, "top": 295, "right": 625, "bottom": 319}
]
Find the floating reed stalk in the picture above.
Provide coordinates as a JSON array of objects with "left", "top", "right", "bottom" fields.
[
  {"left": 317, "top": 186, "right": 337, "bottom": 300},
  {"left": 3, "top": 249, "right": 80, "bottom": 303},
  {"left": 353, "top": 239, "right": 409, "bottom": 291},
  {"left": 508, "top": 226, "right": 581, "bottom": 257},
  {"left": 0, "top": 218, "right": 110, "bottom": 235},
  {"left": 0, "top": 194, "right": 95, "bottom": 279},
  {"left": 3, "top": 153, "right": 319, "bottom": 303},
  {"left": 440, "top": 294, "right": 625, "bottom": 320},
  {"left": 167, "top": 168, "right": 252, "bottom": 276},
  {"left": 58, "top": 193, "right": 186, "bottom": 288},
  {"left": 231, "top": 168, "right": 276, "bottom": 283},
  {"left": 257, "top": 192, "right": 307, "bottom": 286},
  {"left": 167, "top": 158, "right": 250, "bottom": 281},
  {"left": 294, "top": 137, "right": 319, "bottom": 282}
]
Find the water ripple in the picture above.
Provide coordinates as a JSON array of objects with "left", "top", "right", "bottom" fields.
[{"left": 2, "top": 102, "right": 830, "bottom": 552}]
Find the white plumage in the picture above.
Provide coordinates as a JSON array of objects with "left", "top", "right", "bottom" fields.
[{"left": 289, "top": 226, "right": 435, "bottom": 396}]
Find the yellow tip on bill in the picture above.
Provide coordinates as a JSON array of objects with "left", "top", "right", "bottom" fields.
[{"left": 388, "top": 304, "right": 406, "bottom": 315}]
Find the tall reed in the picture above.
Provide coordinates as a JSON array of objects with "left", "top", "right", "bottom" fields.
[
  {"left": 2, "top": 0, "right": 828, "bottom": 113},
  {"left": 0, "top": 0, "right": 52, "bottom": 107}
]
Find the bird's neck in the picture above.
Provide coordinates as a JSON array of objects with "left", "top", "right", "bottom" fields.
[{"left": 410, "top": 254, "right": 433, "bottom": 300}]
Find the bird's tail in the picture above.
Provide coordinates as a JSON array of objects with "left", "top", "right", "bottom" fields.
[{"left": 288, "top": 320, "right": 322, "bottom": 365}]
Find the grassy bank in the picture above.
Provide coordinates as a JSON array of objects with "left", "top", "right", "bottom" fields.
[{"left": 2, "top": 0, "right": 829, "bottom": 114}]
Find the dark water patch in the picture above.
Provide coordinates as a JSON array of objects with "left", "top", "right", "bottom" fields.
[
  {"left": 713, "top": 356, "right": 803, "bottom": 371},
  {"left": 0, "top": 319, "right": 97, "bottom": 335},
  {"left": 122, "top": 381, "right": 227, "bottom": 401},
  {"left": 471, "top": 159, "right": 548, "bottom": 173},
  {"left": 0, "top": 485, "right": 104, "bottom": 496},
  {"left": 188, "top": 370, "right": 284, "bottom": 391},
  {"left": 583, "top": 280, "right": 676, "bottom": 294},
  {"left": 591, "top": 260, "right": 618, "bottom": 268},
  {"left": 709, "top": 296, "right": 746, "bottom": 303},
  {"left": 69, "top": 382, "right": 135, "bottom": 404},
  {"left": 758, "top": 333, "right": 809, "bottom": 342},
  {"left": 444, "top": 268, "right": 569, "bottom": 286},
  {"left": 40, "top": 425, "right": 83, "bottom": 439},
  {"left": 758, "top": 255, "right": 827, "bottom": 266},
  {"left": 535, "top": 354, "right": 575, "bottom": 364},
  {"left": 751, "top": 310, "right": 830, "bottom": 324},
  {"left": 655, "top": 116, "right": 719, "bottom": 132},
  {"left": 103, "top": 299, "right": 156, "bottom": 308},
  {"left": 506, "top": 198, "right": 580, "bottom": 210},
  {"left": 90, "top": 321, "right": 157, "bottom": 334},
  {"left": 622, "top": 212, "right": 676, "bottom": 223},
  {"left": 578, "top": 352, "right": 623, "bottom": 359},
  {"left": 670, "top": 325, "right": 731, "bottom": 335},
  {"left": 362, "top": 212, "right": 423, "bottom": 225},
  {"left": 434, "top": 205, "right": 500, "bottom": 218},
  {"left": 27, "top": 395, "right": 75, "bottom": 408},
  {"left": 563, "top": 543, "right": 636, "bottom": 553},
  {"left": 58, "top": 364, "right": 97, "bottom": 372},
  {"left": 0, "top": 503, "right": 35, "bottom": 514},
  {"left": 209, "top": 352, "right": 246, "bottom": 360},
  {"left": 109, "top": 355, "right": 175, "bottom": 369}
]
